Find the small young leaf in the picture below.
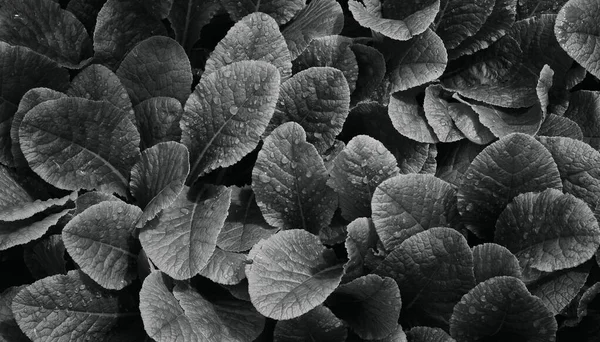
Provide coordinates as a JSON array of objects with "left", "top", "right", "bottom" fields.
[
  {"left": 205, "top": 12, "right": 292, "bottom": 81},
  {"left": 134, "top": 96, "right": 183, "bottom": 150},
  {"left": 116, "top": 36, "right": 192, "bottom": 106},
  {"left": 423, "top": 85, "right": 466, "bottom": 143},
  {"left": 252, "top": 122, "right": 337, "bottom": 234},
  {"left": 372, "top": 174, "right": 458, "bottom": 251},
  {"left": 130, "top": 141, "right": 189, "bottom": 227},
  {"left": 19, "top": 97, "right": 141, "bottom": 197},
  {"left": 343, "top": 217, "right": 380, "bottom": 281},
  {"left": 350, "top": 43, "right": 386, "bottom": 103},
  {"left": 139, "top": 185, "right": 231, "bottom": 280},
  {"left": 168, "top": 0, "right": 220, "bottom": 51},
  {"left": 273, "top": 305, "right": 347, "bottom": 342},
  {"left": 328, "top": 135, "right": 400, "bottom": 221},
  {"left": 63, "top": 201, "right": 142, "bottom": 290},
  {"left": 472, "top": 243, "right": 522, "bottom": 283},
  {"left": 450, "top": 276, "right": 557, "bottom": 342},
  {"left": 389, "top": 92, "right": 439, "bottom": 144},
  {"left": 181, "top": 60, "right": 280, "bottom": 179},
  {"left": 198, "top": 248, "right": 247, "bottom": 285},
  {"left": 246, "top": 230, "right": 344, "bottom": 320}
]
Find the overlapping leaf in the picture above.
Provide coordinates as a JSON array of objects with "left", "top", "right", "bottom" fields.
[
  {"left": 537, "top": 114, "right": 583, "bottom": 139},
  {"left": 434, "top": 0, "right": 495, "bottom": 49},
  {"left": 67, "top": 64, "right": 133, "bottom": 114},
  {"left": 221, "top": 0, "right": 305, "bottom": 25},
  {"left": 350, "top": 43, "right": 386, "bottom": 103},
  {"left": 273, "top": 306, "right": 347, "bottom": 342},
  {"left": 472, "top": 243, "right": 522, "bottom": 283},
  {"left": 563, "top": 90, "right": 600, "bottom": 149},
  {"left": 134, "top": 97, "right": 183, "bottom": 150},
  {"left": 343, "top": 218, "right": 379, "bottom": 281},
  {"left": 435, "top": 141, "right": 485, "bottom": 188},
  {"left": 168, "top": 0, "right": 221, "bottom": 51},
  {"left": 23, "top": 235, "right": 67, "bottom": 280},
  {"left": 423, "top": 85, "right": 466, "bottom": 142},
  {"left": 389, "top": 92, "right": 439, "bottom": 143},
  {"left": 528, "top": 263, "right": 590, "bottom": 315},
  {"left": 198, "top": 248, "right": 247, "bottom": 285}
]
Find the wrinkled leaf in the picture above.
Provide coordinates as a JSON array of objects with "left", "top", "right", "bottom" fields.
[
  {"left": 343, "top": 217, "right": 379, "bottom": 281},
  {"left": 134, "top": 96, "right": 183, "bottom": 150},
  {"left": 0, "top": 208, "right": 73, "bottom": 251},
  {"left": 389, "top": 92, "right": 439, "bottom": 143},
  {"left": 198, "top": 248, "right": 247, "bottom": 285},
  {"left": 168, "top": 0, "right": 220, "bottom": 51},
  {"left": 273, "top": 305, "right": 347, "bottom": 342},
  {"left": 472, "top": 243, "right": 522, "bottom": 283},
  {"left": 221, "top": 0, "right": 305, "bottom": 25},
  {"left": 434, "top": 0, "right": 495, "bottom": 49},
  {"left": 423, "top": 85, "right": 466, "bottom": 142},
  {"left": 537, "top": 114, "right": 583, "bottom": 139},
  {"left": 67, "top": 64, "right": 133, "bottom": 114},
  {"left": 528, "top": 263, "right": 590, "bottom": 315}
]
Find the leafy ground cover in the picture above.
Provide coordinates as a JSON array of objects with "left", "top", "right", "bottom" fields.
[{"left": 0, "top": 0, "right": 600, "bottom": 340}]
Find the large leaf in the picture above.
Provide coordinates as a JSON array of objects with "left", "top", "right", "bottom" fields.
[
  {"left": 134, "top": 96, "right": 183, "bottom": 150},
  {"left": 221, "top": 0, "right": 305, "bottom": 25},
  {"left": 433, "top": 0, "right": 495, "bottom": 49},
  {"left": 19, "top": 97, "right": 141, "bottom": 197},
  {"left": 472, "top": 243, "right": 522, "bottom": 283},
  {"left": 252, "top": 122, "right": 337, "bottom": 234},
  {"left": 348, "top": 0, "right": 440, "bottom": 41},
  {"left": 528, "top": 264, "right": 590, "bottom": 315},
  {"left": 555, "top": 0, "right": 600, "bottom": 79},
  {"left": 457, "top": 133, "right": 562, "bottom": 239},
  {"left": 181, "top": 60, "right": 280, "bottom": 180},
  {"left": 246, "top": 229, "right": 344, "bottom": 320},
  {"left": 375, "top": 228, "right": 476, "bottom": 327},
  {"left": 267, "top": 67, "right": 350, "bottom": 153},
  {"left": 12, "top": 270, "right": 140, "bottom": 342},
  {"left": 281, "top": 0, "right": 344, "bottom": 59},
  {"left": 140, "top": 271, "right": 264, "bottom": 342},
  {"left": 495, "top": 189, "right": 600, "bottom": 273},
  {"left": 328, "top": 135, "right": 399, "bottom": 222},
  {"left": 67, "top": 64, "right": 133, "bottom": 114},
  {"left": 168, "top": 0, "right": 220, "bottom": 51},
  {"left": 273, "top": 306, "right": 347, "bottom": 342},
  {"left": 130, "top": 141, "right": 189, "bottom": 227},
  {"left": 205, "top": 12, "right": 292, "bottom": 81},
  {"left": 139, "top": 185, "right": 231, "bottom": 280},
  {"left": 372, "top": 174, "right": 458, "bottom": 251},
  {"left": 450, "top": 276, "right": 557, "bottom": 341},
  {"left": 62, "top": 201, "right": 141, "bottom": 290},
  {"left": 0, "top": 0, "right": 92, "bottom": 68}
]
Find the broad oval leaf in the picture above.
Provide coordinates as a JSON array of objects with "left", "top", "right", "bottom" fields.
[
  {"left": 328, "top": 135, "right": 400, "bottom": 222},
  {"left": 0, "top": 0, "right": 93, "bottom": 68},
  {"left": 450, "top": 276, "right": 557, "bottom": 342},
  {"left": 273, "top": 306, "right": 347, "bottom": 342},
  {"left": 423, "top": 85, "right": 466, "bottom": 143},
  {"left": 457, "top": 133, "right": 562, "bottom": 239},
  {"left": 389, "top": 92, "right": 439, "bottom": 143},
  {"left": 62, "top": 201, "right": 141, "bottom": 290},
  {"left": 12, "top": 270, "right": 139, "bottom": 342},
  {"left": 139, "top": 185, "right": 231, "bottom": 280},
  {"left": 348, "top": 0, "right": 440, "bottom": 41},
  {"left": 267, "top": 67, "right": 350, "bottom": 153},
  {"left": 221, "top": 0, "right": 304, "bottom": 25},
  {"left": 19, "top": 97, "right": 141, "bottom": 197},
  {"left": 67, "top": 64, "right": 133, "bottom": 114},
  {"left": 326, "top": 274, "right": 401, "bottom": 339},
  {"left": 116, "top": 36, "right": 192, "bottom": 106},
  {"left": 130, "top": 141, "right": 189, "bottom": 228},
  {"left": 537, "top": 114, "right": 583, "bottom": 140},
  {"left": 495, "top": 189, "right": 600, "bottom": 273},
  {"left": 246, "top": 229, "right": 344, "bottom": 320},
  {"left": 375, "top": 228, "right": 476, "bottom": 327},
  {"left": 434, "top": 0, "right": 495, "bottom": 49},
  {"left": 134, "top": 96, "right": 183, "bottom": 150},
  {"left": 140, "top": 271, "right": 265, "bottom": 342},
  {"left": 181, "top": 60, "right": 280, "bottom": 180},
  {"left": 372, "top": 174, "right": 458, "bottom": 251},
  {"left": 528, "top": 264, "right": 590, "bottom": 315},
  {"left": 198, "top": 248, "right": 247, "bottom": 285},
  {"left": 472, "top": 243, "right": 522, "bottom": 283},
  {"left": 205, "top": 12, "right": 292, "bottom": 81},
  {"left": 252, "top": 122, "right": 337, "bottom": 234},
  {"left": 281, "top": 0, "right": 344, "bottom": 59},
  {"left": 555, "top": 0, "right": 600, "bottom": 79}
]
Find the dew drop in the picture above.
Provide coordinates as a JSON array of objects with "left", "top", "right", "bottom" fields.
[
  {"left": 229, "top": 106, "right": 239, "bottom": 115},
  {"left": 275, "top": 185, "right": 282, "bottom": 192},
  {"left": 116, "top": 207, "right": 124, "bottom": 214},
  {"left": 305, "top": 171, "right": 312, "bottom": 178},
  {"left": 468, "top": 306, "right": 476, "bottom": 314},
  {"left": 281, "top": 157, "right": 289, "bottom": 165},
  {"left": 313, "top": 132, "right": 322, "bottom": 139},
  {"left": 258, "top": 173, "right": 271, "bottom": 183},
  {"left": 180, "top": 208, "right": 190, "bottom": 215},
  {"left": 79, "top": 285, "right": 85, "bottom": 291},
  {"left": 376, "top": 143, "right": 386, "bottom": 154},
  {"left": 466, "top": 203, "right": 475, "bottom": 212}
]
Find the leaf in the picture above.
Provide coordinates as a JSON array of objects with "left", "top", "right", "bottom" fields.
[
  {"left": 0, "top": 0, "right": 92, "bottom": 68},
  {"left": 134, "top": 97, "right": 183, "bottom": 150},
  {"left": 537, "top": 114, "right": 583, "bottom": 139},
  {"left": 326, "top": 274, "right": 401, "bottom": 339},
  {"left": 495, "top": 188, "right": 600, "bottom": 273},
  {"left": 472, "top": 243, "right": 522, "bottom": 283},
  {"left": 19, "top": 97, "right": 141, "bottom": 197},
  {"left": 457, "top": 133, "right": 563, "bottom": 239},
  {"left": 563, "top": 90, "right": 600, "bottom": 149},
  {"left": 293, "top": 35, "right": 358, "bottom": 93},
  {"left": 385, "top": 29, "right": 448, "bottom": 93},
  {"left": 537, "top": 136, "right": 600, "bottom": 209},
  {"left": 348, "top": 0, "right": 440, "bottom": 41},
  {"left": 198, "top": 247, "right": 247, "bottom": 285},
  {"left": 459, "top": 100, "right": 544, "bottom": 137},
  {"left": 268, "top": 67, "right": 350, "bottom": 153},
  {"left": 22, "top": 235, "right": 67, "bottom": 280},
  {"left": 140, "top": 271, "right": 265, "bottom": 342},
  {"left": 281, "top": 0, "right": 344, "bottom": 59},
  {"left": 252, "top": 122, "right": 337, "bottom": 234},
  {"left": 0, "top": 44, "right": 69, "bottom": 167},
  {"left": 217, "top": 186, "right": 276, "bottom": 252},
  {"left": 205, "top": 12, "right": 292, "bottom": 82},
  {"left": 221, "top": 0, "right": 305, "bottom": 25},
  {"left": 273, "top": 305, "right": 347, "bottom": 342},
  {"left": 343, "top": 218, "right": 380, "bottom": 281},
  {"left": 168, "top": 0, "right": 221, "bottom": 51},
  {"left": 66, "top": 0, "right": 107, "bottom": 34},
  {"left": 94, "top": 0, "right": 167, "bottom": 70},
  {"left": 435, "top": 140, "right": 485, "bottom": 188},
  {"left": 116, "top": 36, "right": 192, "bottom": 107},
  {"left": 407, "top": 326, "right": 456, "bottom": 342},
  {"left": 139, "top": 185, "right": 231, "bottom": 280},
  {"left": 434, "top": 0, "right": 495, "bottom": 49},
  {"left": 450, "top": 276, "right": 557, "bottom": 342},
  {"left": 350, "top": 43, "right": 386, "bottom": 103},
  {"left": 67, "top": 64, "right": 133, "bottom": 115},
  {"left": 181, "top": 60, "right": 280, "bottom": 179},
  {"left": 0, "top": 208, "right": 73, "bottom": 251},
  {"left": 12, "top": 270, "right": 140, "bottom": 342},
  {"left": 528, "top": 263, "right": 590, "bottom": 315},
  {"left": 371, "top": 174, "right": 458, "bottom": 251},
  {"left": 555, "top": 0, "right": 600, "bottom": 79},
  {"left": 130, "top": 141, "right": 189, "bottom": 228},
  {"left": 0, "top": 287, "right": 28, "bottom": 342},
  {"left": 73, "top": 191, "right": 120, "bottom": 215},
  {"left": 142, "top": 0, "right": 173, "bottom": 19},
  {"left": 423, "top": 85, "right": 466, "bottom": 142},
  {"left": 62, "top": 201, "right": 141, "bottom": 290},
  {"left": 246, "top": 229, "right": 344, "bottom": 320},
  {"left": 328, "top": 135, "right": 400, "bottom": 222},
  {"left": 375, "top": 228, "right": 476, "bottom": 327},
  {"left": 388, "top": 91, "right": 439, "bottom": 143}
]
